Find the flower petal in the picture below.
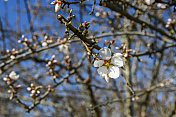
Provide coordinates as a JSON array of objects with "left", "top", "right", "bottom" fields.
[
  {"left": 105, "top": 75, "right": 109, "bottom": 83},
  {"left": 113, "top": 53, "right": 122, "bottom": 57},
  {"left": 9, "top": 71, "right": 19, "bottom": 80},
  {"left": 59, "top": 44, "right": 69, "bottom": 54},
  {"left": 97, "top": 66, "right": 108, "bottom": 77},
  {"left": 111, "top": 53, "right": 123, "bottom": 67},
  {"left": 108, "top": 66, "right": 120, "bottom": 78},
  {"left": 94, "top": 60, "right": 104, "bottom": 67},
  {"left": 99, "top": 47, "right": 111, "bottom": 60},
  {"left": 55, "top": 3, "right": 60, "bottom": 12}
]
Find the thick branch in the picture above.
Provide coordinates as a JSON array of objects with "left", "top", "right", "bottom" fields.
[
  {"left": 57, "top": 15, "right": 101, "bottom": 50},
  {"left": 104, "top": 2, "right": 176, "bottom": 42}
]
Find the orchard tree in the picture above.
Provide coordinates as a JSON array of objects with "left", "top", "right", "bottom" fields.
[{"left": 0, "top": 0, "right": 176, "bottom": 117}]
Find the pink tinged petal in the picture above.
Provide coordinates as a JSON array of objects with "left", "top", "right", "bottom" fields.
[
  {"left": 99, "top": 47, "right": 111, "bottom": 60},
  {"left": 111, "top": 53, "right": 123, "bottom": 67},
  {"left": 105, "top": 75, "right": 109, "bottom": 83},
  {"left": 94, "top": 60, "right": 104, "bottom": 67},
  {"left": 97, "top": 66, "right": 108, "bottom": 77},
  {"left": 108, "top": 66, "right": 120, "bottom": 78},
  {"left": 55, "top": 3, "right": 60, "bottom": 12},
  {"left": 113, "top": 53, "right": 122, "bottom": 57},
  {"left": 59, "top": 44, "right": 69, "bottom": 54}
]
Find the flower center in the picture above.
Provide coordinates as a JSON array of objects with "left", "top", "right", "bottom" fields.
[{"left": 104, "top": 59, "right": 111, "bottom": 68}]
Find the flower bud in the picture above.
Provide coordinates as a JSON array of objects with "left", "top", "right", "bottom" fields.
[{"left": 27, "top": 87, "right": 31, "bottom": 91}]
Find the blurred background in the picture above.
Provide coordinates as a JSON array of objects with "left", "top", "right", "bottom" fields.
[{"left": 0, "top": 0, "right": 176, "bottom": 117}]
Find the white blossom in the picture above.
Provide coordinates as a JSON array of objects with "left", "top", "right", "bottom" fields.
[
  {"left": 165, "top": 18, "right": 175, "bottom": 28},
  {"left": 145, "top": 0, "right": 155, "bottom": 5},
  {"left": 157, "top": 3, "right": 167, "bottom": 9},
  {"left": 95, "top": 12, "right": 100, "bottom": 17},
  {"left": 3, "top": 77, "right": 8, "bottom": 81},
  {"left": 59, "top": 44, "right": 69, "bottom": 54},
  {"left": 9, "top": 71, "right": 19, "bottom": 80},
  {"left": 8, "top": 90, "right": 11, "bottom": 93},
  {"left": 42, "top": 42, "right": 47, "bottom": 47},
  {"left": 94, "top": 47, "right": 123, "bottom": 83},
  {"left": 16, "top": 85, "right": 22, "bottom": 88},
  {"left": 51, "top": 1, "right": 62, "bottom": 12}
]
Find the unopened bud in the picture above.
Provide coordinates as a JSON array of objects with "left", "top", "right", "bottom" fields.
[
  {"left": 27, "top": 87, "right": 31, "bottom": 91},
  {"left": 16, "top": 85, "right": 22, "bottom": 88},
  {"left": 82, "top": 22, "right": 90, "bottom": 27},
  {"left": 42, "top": 42, "right": 48, "bottom": 47},
  {"left": 8, "top": 90, "right": 12, "bottom": 93},
  {"left": 115, "top": 47, "right": 120, "bottom": 50},
  {"left": 110, "top": 40, "right": 115, "bottom": 44},
  {"left": 30, "top": 83, "right": 34, "bottom": 87},
  {"left": 31, "top": 90, "right": 35, "bottom": 94},
  {"left": 22, "top": 35, "right": 25, "bottom": 39},
  {"left": 6, "top": 50, "right": 10, "bottom": 53},
  {"left": 159, "top": 83, "right": 164, "bottom": 87},
  {"left": 51, "top": 55, "right": 55, "bottom": 59},
  {"left": 53, "top": 60, "right": 57, "bottom": 63},
  {"left": 3, "top": 77, "right": 8, "bottom": 81},
  {"left": 18, "top": 40, "right": 22, "bottom": 43},
  {"left": 138, "top": 58, "right": 143, "bottom": 62},
  {"left": 10, "top": 55, "right": 15, "bottom": 60},
  {"left": 168, "top": 18, "right": 172, "bottom": 22},
  {"left": 37, "top": 90, "right": 40, "bottom": 94}
]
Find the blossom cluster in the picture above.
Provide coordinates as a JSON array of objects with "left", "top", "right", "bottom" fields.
[
  {"left": 6, "top": 49, "right": 19, "bottom": 60},
  {"left": 41, "top": 34, "right": 55, "bottom": 47},
  {"left": 166, "top": 18, "right": 176, "bottom": 28},
  {"left": 3, "top": 71, "right": 21, "bottom": 99},
  {"left": 27, "top": 83, "right": 42, "bottom": 98},
  {"left": 3, "top": 71, "right": 19, "bottom": 82},
  {"left": 58, "top": 38, "right": 70, "bottom": 55},
  {"left": 46, "top": 55, "right": 58, "bottom": 78}
]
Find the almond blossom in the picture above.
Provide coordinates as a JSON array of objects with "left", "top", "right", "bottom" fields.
[
  {"left": 9, "top": 71, "right": 19, "bottom": 80},
  {"left": 94, "top": 47, "right": 123, "bottom": 83},
  {"left": 58, "top": 44, "right": 69, "bottom": 54}
]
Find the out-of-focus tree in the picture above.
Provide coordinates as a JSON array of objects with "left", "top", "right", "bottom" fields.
[{"left": 0, "top": 0, "right": 176, "bottom": 117}]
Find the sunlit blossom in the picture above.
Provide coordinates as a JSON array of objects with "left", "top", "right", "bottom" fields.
[
  {"left": 9, "top": 71, "right": 19, "bottom": 80},
  {"left": 42, "top": 42, "right": 48, "bottom": 47},
  {"left": 59, "top": 44, "right": 69, "bottom": 54},
  {"left": 94, "top": 47, "right": 123, "bottom": 83}
]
